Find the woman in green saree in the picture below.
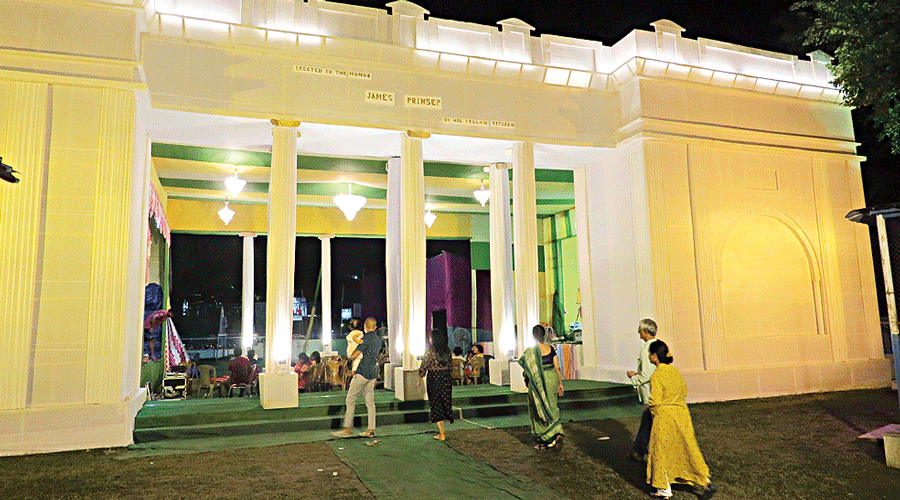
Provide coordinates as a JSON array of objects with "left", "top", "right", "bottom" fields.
[{"left": 518, "top": 324, "right": 565, "bottom": 449}]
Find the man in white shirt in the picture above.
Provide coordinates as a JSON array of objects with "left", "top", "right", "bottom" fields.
[{"left": 626, "top": 318, "right": 659, "bottom": 462}]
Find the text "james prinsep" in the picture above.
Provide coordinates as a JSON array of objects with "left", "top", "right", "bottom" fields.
[{"left": 405, "top": 95, "right": 442, "bottom": 109}]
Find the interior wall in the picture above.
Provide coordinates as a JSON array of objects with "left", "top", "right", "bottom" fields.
[
  {"left": 542, "top": 210, "right": 581, "bottom": 337},
  {"left": 165, "top": 198, "right": 473, "bottom": 239}
]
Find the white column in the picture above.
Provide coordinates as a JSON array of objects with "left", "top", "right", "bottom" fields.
[
  {"left": 385, "top": 157, "right": 402, "bottom": 366},
  {"left": 241, "top": 232, "right": 256, "bottom": 350},
  {"left": 393, "top": 131, "right": 428, "bottom": 401},
  {"left": 319, "top": 234, "right": 333, "bottom": 353},
  {"left": 259, "top": 119, "right": 299, "bottom": 409},
  {"left": 489, "top": 162, "right": 516, "bottom": 358},
  {"left": 489, "top": 162, "right": 515, "bottom": 385},
  {"left": 400, "top": 132, "right": 427, "bottom": 367},
  {"left": 573, "top": 167, "right": 597, "bottom": 371},
  {"left": 512, "top": 142, "right": 540, "bottom": 356}
]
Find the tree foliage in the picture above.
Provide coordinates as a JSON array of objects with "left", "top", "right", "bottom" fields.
[{"left": 796, "top": 0, "right": 900, "bottom": 153}]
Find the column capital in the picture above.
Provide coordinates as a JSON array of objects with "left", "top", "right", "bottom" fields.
[
  {"left": 318, "top": 234, "right": 335, "bottom": 240},
  {"left": 239, "top": 232, "right": 256, "bottom": 238},
  {"left": 270, "top": 118, "right": 301, "bottom": 128},
  {"left": 406, "top": 130, "right": 430, "bottom": 139},
  {"left": 491, "top": 162, "right": 511, "bottom": 170}
]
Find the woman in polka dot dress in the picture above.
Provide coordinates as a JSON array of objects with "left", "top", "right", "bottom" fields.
[
  {"left": 646, "top": 340, "right": 717, "bottom": 499},
  {"left": 418, "top": 329, "right": 454, "bottom": 440}
]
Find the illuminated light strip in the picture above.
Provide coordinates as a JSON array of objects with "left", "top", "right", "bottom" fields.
[{"left": 148, "top": 13, "right": 841, "bottom": 100}]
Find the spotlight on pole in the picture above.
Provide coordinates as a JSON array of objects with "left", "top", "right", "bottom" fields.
[{"left": 0, "top": 157, "right": 20, "bottom": 183}]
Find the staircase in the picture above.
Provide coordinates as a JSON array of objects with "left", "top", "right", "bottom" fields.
[{"left": 132, "top": 380, "right": 637, "bottom": 444}]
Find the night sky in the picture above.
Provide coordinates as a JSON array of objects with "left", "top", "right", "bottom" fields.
[{"left": 169, "top": 0, "right": 899, "bottom": 338}]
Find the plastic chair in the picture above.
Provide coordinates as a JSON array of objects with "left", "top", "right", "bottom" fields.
[
  {"left": 466, "top": 357, "right": 484, "bottom": 385},
  {"left": 451, "top": 358, "right": 465, "bottom": 385},
  {"left": 229, "top": 383, "right": 249, "bottom": 397},
  {"left": 247, "top": 363, "right": 260, "bottom": 396},
  {"left": 197, "top": 364, "right": 217, "bottom": 398},
  {"left": 325, "top": 357, "right": 344, "bottom": 390}
]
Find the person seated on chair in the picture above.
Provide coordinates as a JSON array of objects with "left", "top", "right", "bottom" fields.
[
  {"left": 228, "top": 347, "right": 252, "bottom": 397},
  {"left": 295, "top": 352, "right": 311, "bottom": 392},
  {"left": 306, "top": 351, "right": 324, "bottom": 392},
  {"left": 247, "top": 348, "right": 259, "bottom": 367},
  {"left": 452, "top": 346, "right": 466, "bottom": 362},
  {"left": 464, "top": 344, "right": 484, "bottom": 384}
]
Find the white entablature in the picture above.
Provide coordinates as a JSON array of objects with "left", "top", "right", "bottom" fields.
[{"left": 141, "top": 0, "right": 840, "bottom": 102}]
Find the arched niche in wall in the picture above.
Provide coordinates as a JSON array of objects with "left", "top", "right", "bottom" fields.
[{"left": 716, "top": 209, "right": 830, "bottom": 367}]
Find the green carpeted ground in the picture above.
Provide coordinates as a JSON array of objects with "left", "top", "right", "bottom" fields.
[{"left": 328, "top": 433, "right": 568, "bottom": 500}]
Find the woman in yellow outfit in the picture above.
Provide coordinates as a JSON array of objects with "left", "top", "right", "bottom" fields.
[{"left": 646, "top": 340, "right": 717, "bottom": 499}]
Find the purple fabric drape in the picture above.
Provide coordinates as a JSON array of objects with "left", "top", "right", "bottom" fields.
[
  {"left": 475, "top": 269, "right": 492, "bottom": 332},
  {"left": 360, "top": 271, "right": 387, "bottom": 325},
  {"left": 425, "top": 252, "right": 472, "bottom": 330}
]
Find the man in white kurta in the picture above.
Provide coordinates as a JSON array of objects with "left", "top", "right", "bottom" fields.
[{"left": 626, "top": 318, "right": 659, "bottom": 461}]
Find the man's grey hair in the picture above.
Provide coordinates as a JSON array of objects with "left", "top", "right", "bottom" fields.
[{"left": 638, "top": 318, "right": 657, "bottom": 336}]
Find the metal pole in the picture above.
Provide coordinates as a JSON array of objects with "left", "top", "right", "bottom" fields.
[{"left": 876, "top": 214, "right": 900, "bottom": 410}]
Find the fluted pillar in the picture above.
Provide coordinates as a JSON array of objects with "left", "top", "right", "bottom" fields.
[
  {"left": 85, "top": 89, "right": 136, "bottom": 404},
  {"left": 573, "top": 167, "right": 597, "bottom": 370},
  {"left": 319, "top": 234, "right": 333, "bottom": 352},
  {"left": 0, "top": 82, "right": 49, "bottom": 410},
  {"left": 512, "top": 142, "right": 540, "bottom": 356},
  {"left": 241, "top": 232, "right": 256, "bottom": 350},
  {"left": 260, "top": 119, "right": 299, "bottom": 409},
  {"left": 385, "top": 157, "right": 402, "bottom": 366},
  {"left": 488, "top": 162, "right": 515, "bottom": 385},
  {"left": 392, "top": 131, "right": 428, "bottom": 401}
]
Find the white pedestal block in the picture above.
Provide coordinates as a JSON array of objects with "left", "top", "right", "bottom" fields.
[
  {"left": 394, "top": 367, "right": 426, "bottom": 401},
  {"left": 509, "top": 360, "right": 527, "bottom": 393},
  {"left": 259, "top": 371, "right": 299, "bottom": 409},
  {"left": 489, "top": 358, "right": 510, "bottom": 386},
  {"left": 384, "top": 362, "right": 395, "bottom": 390},
  {"left": 886, "top": 433, "right": 900, "bottom": 469}
]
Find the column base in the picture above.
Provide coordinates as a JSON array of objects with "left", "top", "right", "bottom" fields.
[
  {"left": 886, "top": 433, "right": 900, "bottom": 469},
  {"left": 393, "top": 367, "right": 426, "bottom": 401},
  {"left": 489, "top": 358, "right": 509, "bottom": 386},
  {"left": 509, "top": 361, "right": 528, "bottom": 393},
  {"left": 384, "top": 362, "right": 396, "bottom": 390},
  {"left": 259, "top": 372, "right": 299, "bottom": 409}
]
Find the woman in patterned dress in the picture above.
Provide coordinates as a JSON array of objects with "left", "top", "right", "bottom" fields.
[
  {"left": 646, "top": 340, "right": 717, "bottom": 499},
  {"left": 418, "top": 329, "right": 454, "bottom": 440}
]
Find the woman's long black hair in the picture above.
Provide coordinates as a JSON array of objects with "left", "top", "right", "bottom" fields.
[{"left": 429, "top": 329, "right": 451, "bottom": 362}]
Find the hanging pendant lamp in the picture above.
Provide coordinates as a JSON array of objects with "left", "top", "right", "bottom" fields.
[
  {"left": 473, "top": 179, "right": 490, "bottom": 206},
  {"left": 333, "top": 183, "right": 367, "bottom": 221},
  {"left": 218, "top": 201, "right": 236, "bottom": 225},
  {"left": 424, "top": 207, "right": 437, "bottom": 228},
  {"left": 224, "top": 168, "right": 247, "bottom": 197}
]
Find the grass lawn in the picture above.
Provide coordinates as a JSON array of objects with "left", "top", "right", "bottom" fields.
[
  {"left": 450, "top": 388, "right": 900, "bottom": 499},
  {"left": 0, "top": 389, "right": 897, "bottom": 499}
]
